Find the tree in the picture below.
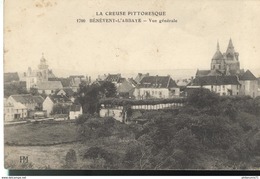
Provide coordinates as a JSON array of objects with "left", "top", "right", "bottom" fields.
[
  {"left": 77, "top": 83, "right": 101, "bottom": 115},
  {"left": 51, "top": 103, "right": 70, "bottom": 115},
  {"left": 29, "top": 87, "right": 39, "bottom": 96},
  {"left": 187, "top": 88, "right": 220, "bottom": 109},
  {"left": 100, "top": 81, "right": 117, "bottom": 98}
]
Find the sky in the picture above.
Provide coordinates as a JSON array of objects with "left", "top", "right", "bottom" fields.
[{"left": 4, "top": 0, "right": 260, "bottom": 77}]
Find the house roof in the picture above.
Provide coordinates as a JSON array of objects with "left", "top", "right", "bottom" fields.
[
  {"left": 239, "top": 70, "right": 257, "bottom": 81},
  {"left": 138, "top": 76, "right": 178, "bottom": 88},
  {"left": 4, "top": 72, "right": 19, "bottom": 83},
  {"left": 10, "top": 94, "right": 44, "bottom": 104},
  {"left": 208, "top": 69, "right": 224, "bottom": 76},
  {"left": 63, "top": 88, "right": 74, "bottom": 96},
  {"left": 37, "top": 81, "right": 63, "bottom": 90},
  {"left": 70, "top": 104, "right": 81, "bottom": 112},
  {"left": 135, "top": 73, "right": 149, "bottom": 83},
  {"left": 32, "top": 96, "right": 44, "bottom": 104},
  {"left": 48, "top": 95, "right": 72, "bottom": 104},
  {"left": 13, "top": 102, "right": 27, "bottom": 110},
  {"left": 196, "top": 70, "right": 211, "bottom": 77},
  {"left": 49, "top": 78, "right": 71, "bottom": 87},
  {"left": 128, "top": 78, "right": 138, "bottom": 86},
  {"left": 118, "top": 80, "right": 135, "bottom": 93},
  {"left": 189, "top": 75, "right": 240, "bottom": 86},
  {"left": 105, "top": 74, "right": 121, "bottom": 82},
  {"left": 69, "top": 75, "right": 85, "bottom": 79}
]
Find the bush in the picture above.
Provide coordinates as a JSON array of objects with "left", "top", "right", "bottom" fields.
[
  {"left": 187, "top": 88, "right": 220, "bottom": 109},
  {"left": 83, "top": 147, "right": 119, "bottom": 167},
  {"left": 64, "top": 149, "right": 77, "bottom": 168},
  {"left": 75, "top": 114, "right": 91, "bottom": 125}
]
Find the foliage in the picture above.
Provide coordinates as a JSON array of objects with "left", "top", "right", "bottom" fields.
[
  {"left": 64, "top": 149, "right": 77, "bottom": 168},
  {"left": 75, "top": 114, "right": 91, "bottom": 125},
  {"left": 51, "top": 103, "right": 70, "bottom": 115},
  {"left": 77, "top": 83, "right": 101, "bottom": 115},
  {"left": 100, "top": 81, "right": 117, "bottom": 98},
  {"left": 4, "top": 81, "right": 28, "bottom": 97},
  {"left": 100, "top": 97, "right": 186, "bottom": 106},
  {"left": 187, "top": 88, "right": 220, "bottom": 109},
  {"left": 29, "top": 87, "right": 40, "bottom": 96},
  {"left": 83, "top": 147, "right": 119, "bottom": 167}
]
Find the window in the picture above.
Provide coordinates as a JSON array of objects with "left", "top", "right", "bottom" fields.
[{"left": 223, "top": 85, "right": 225, "bottom": 90}]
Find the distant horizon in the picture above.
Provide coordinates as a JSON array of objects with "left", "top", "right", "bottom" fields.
[{"left": 8, "top": 67, "right": 260, "bottom": 80}]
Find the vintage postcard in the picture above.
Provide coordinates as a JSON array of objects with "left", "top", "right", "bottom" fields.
[{"left": 3, "top": 0, "right": 260, "bottom": 171}]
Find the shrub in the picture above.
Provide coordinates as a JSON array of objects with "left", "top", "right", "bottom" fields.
[
  {"left": 83, "top": 147, "right": 119, "bottom": 166},
  {"left": 75, "top": 114, "right": 91, "bottom": 125},
  {"left": 187, "top": 88, "right": 220, "bottom": 109},
  {"left": 64, "top": 149, "right": 77, "bottom": 168}
]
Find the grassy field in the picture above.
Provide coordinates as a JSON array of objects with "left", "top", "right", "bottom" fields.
[
  {"left": 4, "top": 121, "right": 79, "bottom": 145},
  {"left": 4, "top": 121, "right": 134, "bottom": 169}
]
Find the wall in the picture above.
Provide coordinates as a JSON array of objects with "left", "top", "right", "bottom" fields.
[
  {"left": 100, "top": 108, "right": 123, "bottom": 122},
  {"left": 69, "top": 108, "right": 82, "bottom": 120},
  {"left": 43, "top": 97, "right": 54, "bottom": 117},
  {"left": 240, "top": 80, "right": 258, "bottom": 98},
  {"left": 188, "top": 84, "right": 240, "bottom": 96},
  {"left": 134, "top": 88, "right": 171, "bottom": 99}
]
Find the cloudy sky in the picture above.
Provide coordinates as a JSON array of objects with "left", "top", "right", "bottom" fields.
[{"left": 4, "top": 0, "right": 260, "bottom": 77}]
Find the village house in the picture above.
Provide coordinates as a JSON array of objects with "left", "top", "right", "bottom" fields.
[
  {"left": 238, "top": 70, "right": 258, "bottom": 97},
  {"left": 69, "top": 104, "right": 83, "bottom": 120},
  {"left": 117, "top": 78, "right": 137, "bottom": 98},
  {"left": 4, "top": 99, "right": 27, "bottom": 121},
  {"left": 187, "top": 75, "right": 241, "bottom": 96},
  {"left": 7, "top": 94, "right": 44, "bottom": 111},
  {"left": 135, "top": 73, "right": 149, "bottom": 83},
  {"left": 134, "top": 75, "right": 180, "bottom": 99},
  {"left": 55, "top": 87, "right": 75, "bottom": 102},
  {"left": 36, "top": 81, "right": 63, "bottom": 95},
  {"left": 43, "top": 94, "right": 73, "bottom": 117},
  {"left": 104, "top": 73, "right": 126, "bottom": 88},
  {"left": 69, "top": 75, "right": 89, "bottom": 92}
]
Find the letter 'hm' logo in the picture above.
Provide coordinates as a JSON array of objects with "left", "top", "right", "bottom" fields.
[{"left": 20, "top": 156, "right": 28, "bottom": 163}]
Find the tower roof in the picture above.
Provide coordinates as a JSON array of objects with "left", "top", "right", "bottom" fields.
[
  {"left": 226, "top": 38, "right": 235, "bottom": 54},
  {"left": 212, "top": 41, "right": 223, "bottom": 60}
]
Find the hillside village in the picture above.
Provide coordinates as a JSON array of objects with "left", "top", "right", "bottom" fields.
[{"left": 4, "top": 39, "right": 260, "bottom": 122}]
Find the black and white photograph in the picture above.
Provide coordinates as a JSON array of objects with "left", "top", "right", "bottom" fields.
[{"left": 3, "top": 0, "right": 260, "bottom": 174}]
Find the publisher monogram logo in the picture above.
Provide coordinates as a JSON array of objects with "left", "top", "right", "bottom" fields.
[{"left": 19, "top": 156, "right": 28, "bottom": 163}]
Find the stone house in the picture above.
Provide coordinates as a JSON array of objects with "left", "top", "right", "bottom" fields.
[
  {"left": 134, "top": 75, "right": 180, "bottom": 99},
  {"left": 43, "top": 95, "right": 73, "bottom": 117},
  {"left": 4, "top": 98, "right": 27, "bottom": 121},
  {"left": 69, "top": 104, "right": 82, "bottom": 120},
  {"left": 187, "top": 75, "right": 241, "bottom": 96},
  {"left": 7, "top": 94, "right": 44, "bottom": 111}
]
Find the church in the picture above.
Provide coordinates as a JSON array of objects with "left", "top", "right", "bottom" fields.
[
  {"left": 26, "top": 54, "right": 60, "bottom": 93},
  {"left": 188, "top": 39, "right": 258, "bottom": 98}
]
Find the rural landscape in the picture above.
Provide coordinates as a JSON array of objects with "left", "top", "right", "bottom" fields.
[
  {"left": 4, "top": 39, "right": 260, "bottom": 170},
  {"left": 3, "top": 0, "right": 260, "bottom": 171},
  {"left": 4, "top": 89, "right": 260, "bottom": 169}
]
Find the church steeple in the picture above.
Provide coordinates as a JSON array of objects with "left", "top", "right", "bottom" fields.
[
  {"left": 38, "top": 53, "right": 48, "bottom": 70},
  {"left": 228, "top": 38, "right": 234, "bottom": 48},
  {"left": 226, "top": 38, "right": 235, "bottom": 54},
  {"left": 217, "top": 41, "right": 220, "bottom": 51}
]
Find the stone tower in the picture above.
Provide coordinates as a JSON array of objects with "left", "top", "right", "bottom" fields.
[{"left": 38, "top": 53, "right": 49, "bottom": 82}]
